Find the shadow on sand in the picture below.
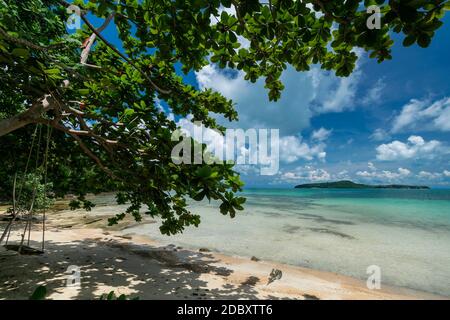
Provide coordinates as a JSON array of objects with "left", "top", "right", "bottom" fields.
[{"left": 0, "top": 235, "right": 294, "bottom": 300}]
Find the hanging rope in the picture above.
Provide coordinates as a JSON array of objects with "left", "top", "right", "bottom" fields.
[
  {"left": 1, "top": 122, "right": 52, "bottom": 254},
  {"left": 18, "top": 124, "right": 42, "bottom": 253},
  {"left": 42, "top": 125, "right": 52, "bottom": 251},
  {"left": 0, "top": 125, "right": 39, "bottom": 245},
  {"left": 17, "top": 125, "right": 39, "bottom": 205}
]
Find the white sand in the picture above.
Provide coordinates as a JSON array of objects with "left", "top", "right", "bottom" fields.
[{"left": 0, "top": 210, "right": 444, "bottom": 300}]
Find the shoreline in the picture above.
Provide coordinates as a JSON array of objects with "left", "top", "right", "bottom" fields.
[{"left": 0, "top": 208, "right": 447, "bottom": 300}]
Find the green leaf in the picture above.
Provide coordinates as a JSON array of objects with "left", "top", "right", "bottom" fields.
[
  {"left": 193, "top": 191, "right": 206, "bottom": 201},
  {"left": 417, "top": 34, "right": 431, "bottom": 48},
  {"left": 195, "top": 166, "right": 212, "bottom": 178},
  {"left": 29, "top": 285, "right": 47, "bottom": 300},
  {"left": 44, "top": 68, "right": 60, "bottom": 75},
  {"left": 11, "top": 48, "right": 30, "bottom": 59},
  {"left": 107, "top": 291, "right": 116, "bottom": 300},
  {"left": 124, "top": 108, "right": 135, "bottom": 117},
  {"left": 403, "top": 35, "right": 416, "bottom": 47}
]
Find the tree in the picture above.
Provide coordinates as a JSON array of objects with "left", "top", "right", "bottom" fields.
[{"left": 0, "top": 0, "right": 447, "bottom": 234}]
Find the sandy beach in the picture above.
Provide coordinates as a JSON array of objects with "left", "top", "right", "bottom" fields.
[{"left": 0, "top": 205, "right": 444, "bottom": 301}]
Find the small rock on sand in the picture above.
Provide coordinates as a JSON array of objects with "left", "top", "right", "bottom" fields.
[
  {"left": 251, "top": 256, "right": 260, "bottom": 262},
  {"left": 199, "top": 248, "right": 210, "bottom": 253}
]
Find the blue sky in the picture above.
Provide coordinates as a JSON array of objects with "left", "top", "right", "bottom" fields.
[
  {"left": 81, "top": 9, "right": 450, "bottom": 188},
  {"left": 190, "top": 15, "right": 450, "bottom": 188}
]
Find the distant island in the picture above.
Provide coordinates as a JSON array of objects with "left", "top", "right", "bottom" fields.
[{"left": 294, "top": 180, "right": 430, "bottom": 189}]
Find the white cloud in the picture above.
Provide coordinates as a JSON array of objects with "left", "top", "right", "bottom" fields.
[
  {"left": 370, "top": 128, "right": 390, "bottom": 141},
  {"left": 311, "top": 127, "right": 332, "bottom": 141},
  {"left": 280, "top": 166, "right": 331, "bottom": 182},
  {"left": 418, "top": 171, "right": 442, "bottom": 180},
  {"left": 337, "top": 170, "right": 350, "bottom": 179},
  {"left": 279, "top": 135, "right": 326, "bottom": 163},
  {"left": 362, "top": 78, "right": 386, "bottom": 106},
  {"left": 392, "top": 97, "right": 450, "bottom": 133},
  {"left": 376, "top": 135, "right": 443, "bottom": 161},
  {"left": 308, "top": 65, "right": 362, "bottom": 113},
  {"left": 276, "top": 164, "right": 450, "bottom": 185},
  {"left": 356, "top": 167, "right": 411, "bottom": 181},
  {"left": 416, "top": 170, "right": 450, "bottom": 181},
  {"left": 196, "top": 65, "right": 314, "bottom": 135},
  {"left": 398, "top": 168, "right": 411, "bottom": 176},
  {"left": 195, "top": 58, "right": 363, "bottom": 135}
]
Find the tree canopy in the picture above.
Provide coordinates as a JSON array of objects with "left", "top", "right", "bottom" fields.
[{"left": 0, "top": 0, "right": 447, "bottom": 235}]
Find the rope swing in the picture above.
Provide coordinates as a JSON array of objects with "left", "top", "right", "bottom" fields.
[{"left": 0, "top": 124, "right": 52, "bottom": 255}]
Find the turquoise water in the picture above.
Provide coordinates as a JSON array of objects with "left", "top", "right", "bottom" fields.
[{"left": 122, "top": 188, "right": 450, "bottom": 297}]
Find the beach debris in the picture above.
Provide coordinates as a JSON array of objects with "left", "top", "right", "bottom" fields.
[
  {"left": 199, "top": 248, "right": 210, "bottom": 253},
  {"left": 251, "top": 256, "right": 260, "bottom": 262},
  {"left": 267, "top": 268, "right": 282, "bottom": 285}
]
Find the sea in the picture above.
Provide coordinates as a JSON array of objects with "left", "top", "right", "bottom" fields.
[{"left": 93, "top": 188, "right": 450, "bottom": 297}]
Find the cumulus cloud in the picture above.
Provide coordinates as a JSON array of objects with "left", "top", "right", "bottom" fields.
[
  {"left": 196, "top": 65, "right": 314, "bottom": 135},
  {"left": 356, "top": 166, "right": 411, "bottom": 181},
  {"left": 418, "top": 171, "right": 443, "bottom": 180},
  {"left": 307, "top": 65, "right": 362, "bottom": 114},
  {"left": 279, "top": 135, "right": 326, "bottom": 163},
  {"left": 392, "top": 97, "right": 450, "bottom": 133},
  {"left": 311, "top": 127, "right": 332, "bottom": 141},
  {"left": 279, "top": 166, "right": 331, "bottom": 182},
  {"left": 175, "top": 117, "right": 281, "bottom": 175},
  {"left": 195, "top": 60, "right": 362, "bottom": 135},
  {"left": 276, "top": 163, "right": 450, "bottom": 185},
  {"left": 376, "top": 135, "right": 443, "bottom": 161},
  {"left": 194, "top": 51, "right": 365, "bottom": 178},
  {"left": 415, "top": 170, "right": 450, "bottom": 182},
  {"left": 370, "top": 128, "right": 390, "bottom": 141}
]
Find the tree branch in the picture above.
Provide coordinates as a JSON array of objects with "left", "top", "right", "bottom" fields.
[
  {"left": 80, "top": 13, "right": 115, "bottom": 67},
  {"left": 79, "top": 15, "right": 171, "bottom": 95},
  {"left": 0, "top": 27, "right": 66, "bottom": 51},
  {"left": 0, "top": 96, "right": 56, "bottom": 137},
  {"left": 54, "top": 122, "right": 119, "bottom": 180}
]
